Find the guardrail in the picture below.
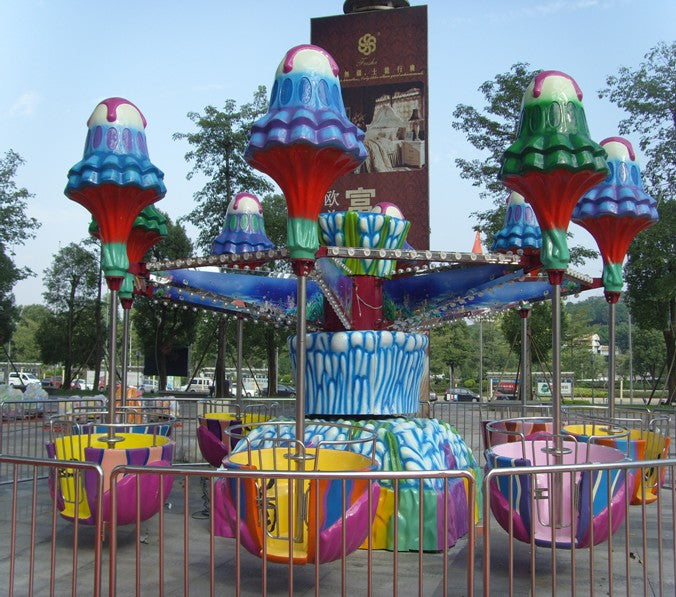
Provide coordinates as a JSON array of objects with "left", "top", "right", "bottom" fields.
[{"left": 2, "top": 453, "right": 674, "bottom": 595}]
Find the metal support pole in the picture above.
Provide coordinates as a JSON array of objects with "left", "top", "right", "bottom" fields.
[
  {"left": 552, "top": 284, "right": 562, "bottom": 439},
  {"left": 104, "top": 290, "right": 121, "bottom": 447},
  {"left": 479, "top": 317, "right": 483, "bottom": 400},
  {"left": 236, "top": 317, "right": 243, "bottom": 412},
  {"left": 120, "top": 308, "right": 130, "bottom": 408},
  {"left": 520, "top": 310, "right": 529, "bottom": 416},
  {"left": 608, "top": 301, "right": 616, "bottom": 419},
  {"left": 295, "top": 274, "right": 307, "bottom": 450},
  {"left": 551, "top": 282, "right": 563, "bottom": 526},
  {"left": 628, "top": 311, "right": 634, "bottom": 403},
  {"left": 293, "top": 271, "right": 308, "bottom": 541}
]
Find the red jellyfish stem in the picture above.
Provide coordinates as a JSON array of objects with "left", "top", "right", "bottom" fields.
[
  {"left": 547, "top": 269, "right": 564, "bottom": 286},
  {"left": 106, "top": 276, "right": 123, "bottom": 291},
  {"left": 120, "top": 297, "right": 134, "bottom": 310},
  {"left": 292, "top": 259, "right": 315, "bottom": 277}
]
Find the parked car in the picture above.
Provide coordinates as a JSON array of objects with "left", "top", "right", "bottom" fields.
[
  {"left": 141, "top": 380, "right": 159, "bottom": 393},
  {"left": 444, "top": 387, "right": 480, "bottom": 402},
  {"left": 259, "top": 384, "right": 296, "bottom": 397},
  {"left": 7, "top": 371, "right": 41, "bottom": 389},
  {"left": 180, "top": 377, "right": 213, "bottom": 393},
  {"left": 70, "top": 379, "right": 91, "bottom": 391},
  {"left": 41, "top": 375, "right": 63, "bottom": 389}
]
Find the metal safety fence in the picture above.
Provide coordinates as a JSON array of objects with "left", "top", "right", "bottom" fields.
[
  {"left": 430, "top": 401, "right": 675, "bottom": 465},
  {"left": 1, "top": 452, "right": 675, "bottom": 595}
]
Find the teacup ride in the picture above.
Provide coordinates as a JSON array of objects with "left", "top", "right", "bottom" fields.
[
  {"left": 46, "top": 411, "right": 175, "bottom": 527},
  {"left": 482, "top": 416, "right": 554, "bottom": 452},
  {"left": 563, "top": 414, "right": 671, "bottom": 505},
  {"left": 65, "top": 405, "right": 176, "bottom": 437},
  {"left": 197, "top": 400, "right": 279, "bottom": 467},
  {"left": 485, "top": 421, "right": 632, "bottom": 548},
  {"left": 216, "top": 420, "right": 379, "bottom": 564}
]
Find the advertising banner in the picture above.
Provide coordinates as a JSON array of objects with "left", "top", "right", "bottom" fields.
[{"left": 311, "top": 5, "right": 429, "bottom": 249}]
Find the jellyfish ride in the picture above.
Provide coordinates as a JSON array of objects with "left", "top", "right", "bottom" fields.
[
  {"left": 485, "top": 70, "right": 635, "bottom": 548},
  {"left": 46, "top": 410, "right": 175, "bottom": 526}
]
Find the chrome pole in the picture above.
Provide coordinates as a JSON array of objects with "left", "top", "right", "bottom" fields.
[
  {"left": 551, "top": 282, "right": 563, "bottom": 527},
  {"left": 608, "top": 301, "right": 616, "bottom": 419},
  {"left": 236, "top": 317, "right": 243, "bottom": 412},
  {"left": 520, "top": 308, "right": 529, "bottom": 416},
  {"left": 104, "top": 290, "right": 122, "bottom": 447},
  {"left": 479, "top": 317, "right": 484, "bottom": 400},
  {"left": 293, "top": 270, "right": 308, "bottom": 541},
  {"left": 120, "top": 308, "right": 130, "bottom": 408},
  {"left": 296, "top": 273, "right": 307, "bottom": 449}
]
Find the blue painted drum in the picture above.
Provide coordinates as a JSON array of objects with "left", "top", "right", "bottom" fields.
[{"left": 289, "top": 330, "right": 428, "bottom": 416}]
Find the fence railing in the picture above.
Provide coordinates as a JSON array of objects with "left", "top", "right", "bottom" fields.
[
  {"left": 1, "top": 452, "right": 674, "bottom": 595},
  {"left": 4, "top": 397, "right": 674, "bottom": 481}
]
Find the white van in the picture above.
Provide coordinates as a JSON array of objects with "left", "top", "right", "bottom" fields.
[{"left": 8, "top": 372, "right": 41, "bottom": 389}]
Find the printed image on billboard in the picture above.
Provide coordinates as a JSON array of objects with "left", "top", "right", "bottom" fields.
[{"left": 344, "top": 82, "right": 426, "bottom": 173}]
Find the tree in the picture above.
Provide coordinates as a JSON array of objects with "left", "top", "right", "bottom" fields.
[
  {"left": 501, "top": 302, "right": 556, "bottom": 372},
  {"left": 0, "top": 252, "right": 22, "bottom": 347},
  {"left": 600, "top": 42, "right": 676, "bottom": 402},
  {"left": 173, "top": 87, "right": 273, "bottom": 251},
  {"left": 624, "top": 200, "right": 675, "bottom": 402},
  {"left": 11, "top": 304, "right": 50, "bottom": 362},
  {"left": 174, "top": 87, "right": 275, "bottom": 395},
  {"left": 132, "top": 217, "right": 197, "bottom": 391},
  {"left": 598, "top": 41, "right": 675, "bottom": 203},
  {"left": 41, "top": 242, "right": 101, "bottom": 388},
  {"left": 0, "top": 150, "right": 41, "bottom": 344},
  {"left": 429, "top": 321, "right": 474, "bottom": 387},
  {"left": 452, "top": 64, "right": 597, "bottom": 265}
]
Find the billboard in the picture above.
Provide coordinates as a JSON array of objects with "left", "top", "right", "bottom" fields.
[{"left": 311, "top": 5, "right": 429, "bottom": 249}]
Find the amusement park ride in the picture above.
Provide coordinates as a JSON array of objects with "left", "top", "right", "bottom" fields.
[{"left": 45, "top": 42, "right": 669, "bottom": 562}]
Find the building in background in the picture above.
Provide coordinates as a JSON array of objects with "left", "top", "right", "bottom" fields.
[{"left": 311, "top": 1, "right": 430, "bottom": 249}]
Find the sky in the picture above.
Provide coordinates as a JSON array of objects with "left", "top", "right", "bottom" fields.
[{"left": 1, "top": 0, "right": 673, "bottom": 306}]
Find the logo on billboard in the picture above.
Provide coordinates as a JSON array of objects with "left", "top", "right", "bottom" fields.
[{"left": 358, "top": 33, "right": 377, "bottom": 56}]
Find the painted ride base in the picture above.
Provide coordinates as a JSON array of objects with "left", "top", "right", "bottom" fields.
[
  {"left": 46, "top": 433, "right": 174, "bottom": 525},
  {"left": 213, "top": 417, "right": 481, "bottom": 555},
  {"left": 486, "top": 440, "right": 631, "bottom": 548},
  {"left": 216, "top": 446, "right": 378, "bottom": 564}
]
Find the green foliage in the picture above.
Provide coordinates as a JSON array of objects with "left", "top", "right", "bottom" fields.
[
  {"left": 132, "top": 216, "right": 197, "bottom": 389},
  {"left": 500, "top": 302, "right": 554, "bottom": 369},
  {"left": 632, "top": 326, "right": 666, "bottom": 383},
  {"left": 0, "top": 250, "right": 22, "bottom": 345},
  {"left": 42, "top": 242, "right": 100, "bottom": 310},
  {"left": 451, "top": 64, "right": 598, "bottom": 266},
  {"left": 0, "top": 150, "right": 40, "bottom": 253},
  {"left": 429, "top": 321, "right": 475, "bottom": 384},
  {"left": 0, "top": 150, "right": 41, "bottom": 343},
  {"left": 624, "top": 199, "right": 675, "bottom": 401},
  {"left": 452, "top": 63, "right": 537, "bottom": 241},
  {"left": 11, "top": 304, "right": 50, "bottom": 362},
  {"left": 173, "top": 87, "right": 273, "bottom": 251},
  {"left": 39, "top": 241, "right": 102, "bottom": 385},
  {"left": 261, "top": 193, "right": 289, "bottom": 248},
  {"left": 600, "top": 41, "right": 675, "bottom": 402},
  {"left": 598, "top": 41, "right": 675, "bottom": 202}
]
